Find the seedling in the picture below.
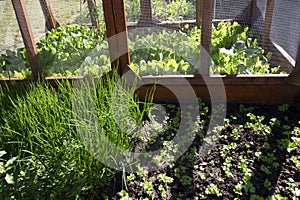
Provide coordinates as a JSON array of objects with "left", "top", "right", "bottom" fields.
[{"left": 205, "top": 183, "right": 222, "bottom": 197}]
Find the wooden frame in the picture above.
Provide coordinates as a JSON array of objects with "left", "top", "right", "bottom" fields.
[
  {"left": 3, "top": 0, "right": 300, "bottom": 105},
  {"left": 105, "top": 0, "right": 300, "bottom": 105},
  {"left": 102, "top": 0, "right": 131, "bottom": 75},
  {"left": 39, "top": 0, "right": 58, "bottom": 31},
  {"left": 11, "top": 0, "right": 43, "bottom": 79},
  {"left": 87, "top": 0, "right": 99, "bottom": 28}
]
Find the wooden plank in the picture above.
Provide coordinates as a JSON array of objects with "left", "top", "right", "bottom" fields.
[
  {"left": 135, "top": 75, "right": 300, "bottom": 105},
  {"left": 11, "top": 0, "right": 43, "bottom": 79},
  {"left": 102, "top": 0, "right": 133, "bottom": 76},
  {"left": 87, "top": 0, "right": 99, "bottom": 28},
  {"left": 39, "top": 0, "right": 58, "bottom": 31},
  {"left": 262, "top": 0, "right": 275, "bottom": 50},
  {"left": 102, "top": 0, "right": 119, "bottom": 70},
  {"left": 297, "top": 44, "right": 300, "bottom": 69},
  {"left": 1, "top": 75, "right": 299, "bottom": 105},
  {"left": 247, "top": 0, "right": 255, "bottom": 25},
  {"left": 111, "top": 0, "right": 131, "bottom": 75},
  {"left": 201, "top": 0, "right": 212, "bottom": 54},
  {"left": 196, "top": 0, "right": 202, "bottom": 26},
  {"left": 200, "top": 0, "right": 212, "bottom": 75},
  {"left": 285, "top": 43, "right": 300, "bottom": 85}
]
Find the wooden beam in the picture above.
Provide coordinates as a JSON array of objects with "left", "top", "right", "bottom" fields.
[
  {"left": 39, "top": 0, "right": 58, "bottom": 31},
  {"left": 285, "top": 43, "right": 300, "bottom": 85},
  {"left": 247, "top": 0, "right": 255, "bottom": 25},
  {"left": 87, "top": 0, "right": 99, "bottom": 28},
  {"left": 11, "top": 0, "right": 43, "bottom": 79},
  {"left": 111, "top": 0, "right": 131, "bottom": 75},
  {"left": 200, "top": 0, "right": 212, "bottom": 75},
  {"left": 262, "top": 0, "right": 275, "bottom": 50},
  {"left": 102, "top": 0, "right": 119, "bottom": 70},
  {"left": 102, "top": 0, "right": 131, "bottom": 76},
  {"left": 296, "top": 44, "right": 300, "bottom": 69},
  {"left": 196, "top": 0, "right": 202, "bottom": 26},
  {"left": 135, "top": 74, "right": 300, "bottom": 105},
  {"left": 1, "top": 75, "right": 299, "bottom": 105}
]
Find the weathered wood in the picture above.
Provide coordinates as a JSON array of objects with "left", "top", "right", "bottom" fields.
[
  {"left": 262, "top": 0, "right": 275, "bottom": 50},
  {"left": 87, "top": 0, "right": 99, "bottom": 28},
  {"left": 11, "top": 0, "right": 43, "bottom": 79},
  {"left": 39, "top": 0, "right": 58, "bottom": 31}
]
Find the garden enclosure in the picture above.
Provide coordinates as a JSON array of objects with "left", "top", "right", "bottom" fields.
[{"left": 1, "top": 0, "right": 300, "bottom": 105}]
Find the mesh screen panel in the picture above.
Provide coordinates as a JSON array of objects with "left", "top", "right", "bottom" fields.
[
  {"left": 123, "top": 0, "right": 299, "bottom": 75},
  {"left": 0, "top": 0, "right": 83, "bottom": 53},
  {"left": 1, "top": 0, "right": 299, "bottom": 75}
]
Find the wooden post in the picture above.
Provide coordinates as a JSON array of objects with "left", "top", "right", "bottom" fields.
[
  {"left": 285, "top": 43, "right": 300, "bottom": 85},
  {"left": 262, "top": 0, "right": 275, "bottom": 50},
  {"left": 87, "top": 0, "right": 99, "bottom": 28},
  {"left": 196, "top": 0, "right": 202, "bottom": 26},
  {"left": 102, "top": 0, "right": 131, "bottom": 75},
  {"left": 296, "top": 44, "right": 300, "bottom": 69},
  {"left": 12, "top": 0, "right": 43, "bottom": 79},
  {"left": 200, "top": 0, "right": 212, "bottom": 75},
  {"left": 247, "top": 0, "right": 255, "bottom": 25},
  {"left": 39, "top": 0, "right": 59, "bottom": 31}
]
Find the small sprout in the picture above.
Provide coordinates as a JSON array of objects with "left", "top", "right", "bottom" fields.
[
  {"left": 277, "top": 104, "right": 289, "bottom": 112},
  {"left": 143, "top": 181, "right": 154, "bottom": 196},
  {"left": 205, "top": 183, "right": 222, "bottom": 197},
  {"left": 180, "top": 175, "right": 193, "bottom": 186},
  {"left": 264, "top": 179, "right": 272, "bottom": 191},
  {"left": 269, "top": 118, "right": 280, "bottom": 127},
  {"left": 126, "top": 173, "right": 135, "bottom": 181},
  {"left": 260, "top": 164, "right": 271, "bottom": 175},
  {"left": 234, "top": 181, "right": 243, "bottom": 195}
]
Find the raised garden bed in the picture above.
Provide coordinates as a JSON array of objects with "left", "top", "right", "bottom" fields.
[
  {"left": 1, "top": 1, "right": 299, "bottom": 199},
  {"left": 0, "top": 79, "right": 299, "bottom": 199}
]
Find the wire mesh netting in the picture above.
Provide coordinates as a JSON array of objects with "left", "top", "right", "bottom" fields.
[
  {"left": 122, "top": 0, "right": 300, "bottom": 75},
  {"left": 0, "top": 0, "right": 299, "bottom": 77},
  {"left": 0, "top": 0, "right": 87, "bottom": 52}
]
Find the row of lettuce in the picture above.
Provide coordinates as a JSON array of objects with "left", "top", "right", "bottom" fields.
[{"left": 0, "top": 21, "right": 282, "bottom": 78}]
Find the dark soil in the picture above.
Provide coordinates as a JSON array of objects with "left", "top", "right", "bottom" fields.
[{"left": 109, "top": 103, "right": 300, "bottom": 199}]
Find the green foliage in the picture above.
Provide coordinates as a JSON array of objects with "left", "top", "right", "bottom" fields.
[
  {"left": 36, "top": 24, "right": 109, "bottom": 76},
  {"left": 0, "top": 24, "right": 110, "bottom": 78},
  {"left": 211, "top": 21, "right": 281, "bottom": 74},
  {"left": 0, "top": 21, "right": 282, "bottom": 78},
  {"left": 205, "top": 183, "right": 222, "bottom": 197},
  {"left": 0, "top": 71, "right": 154, "bottom": 198},
  {"left": 152, "top": 0, "right": 195, "bottom": 21}
]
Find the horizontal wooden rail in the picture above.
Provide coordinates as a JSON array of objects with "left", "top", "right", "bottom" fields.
[
  {"left": 1, "top": 75, "right": 299, "bottom": 105},
  {"left": 135, "top": 74, "right": 300, "bottom": 105}
]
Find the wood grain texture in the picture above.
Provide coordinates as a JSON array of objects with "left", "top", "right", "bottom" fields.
[{"left": 11, "top": 0, "right": 43, "bottom": 79}]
